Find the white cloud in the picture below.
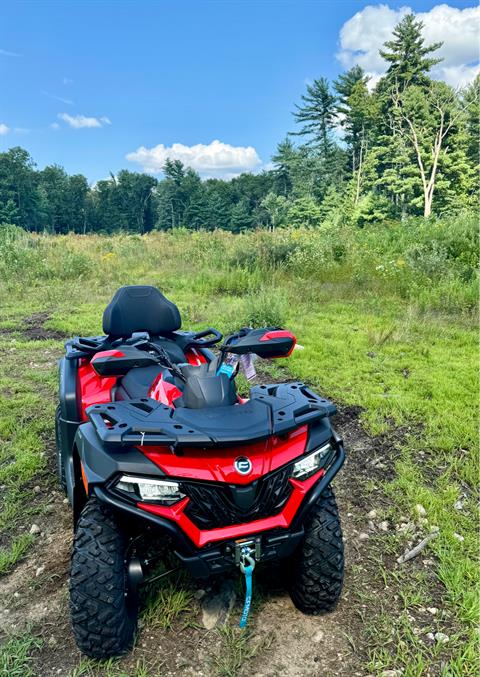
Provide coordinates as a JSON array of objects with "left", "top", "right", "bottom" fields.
[
  {"left": 126, "top": 139, "right": 262, "bottom": 178},
  {"left": 63, "top": 77, "right": 74, "bottom": 85},
  {"left": 337, "top": 4, "right": 480, "bottom": 87},
  {"left": 0, "top": 48, "right": 20, "bottom": 57},
  {"left": 0, "top": 124, "right": 31, "bottom": 135},
  {"left": 50, "top": 122, "right": 60, "bottom": 130},
  {"left": 58, "top": 113, "right": 111, "bottom": 129},
  {"left": 43, "top": 91, "right": 75, "bottom": 105}
]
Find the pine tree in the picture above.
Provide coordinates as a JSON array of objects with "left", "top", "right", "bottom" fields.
[
  {"left": 292, "top": 78, "right": 337, "bottom": 156},
  {"left": 334, "top": 66, "right": 366, "bottom": 113},
  {"left": 0, "top": 198, "right": 20, "bottom": 224},
  {"left": 380, "top": 14, "right": 442, "bottom": 89},
  {"left": 272, "top": 138, "right": 296, "bottom": 197},
  {"left": 287, "top": 196, "right": 323, "bottom": 228},
  {"left": 156, "top": 160, "right": 189, "bottom": 228},
  {"left": 335, "top": 67, "right": 378, "bottom": 202},
  {"left": 260, "top": 192, "right": 288, "bottom": 230},
  {"left": 206, "top": 191, "right": 231, "bottom": 230},
  {"left": 229, "top": 198, "right": 253, "bottom": 233}
]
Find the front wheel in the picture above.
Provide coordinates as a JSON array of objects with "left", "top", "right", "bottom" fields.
[
  {"left": 70, "top": 498, "right": 137, "bottom": 658},
  {"left": 289, "top": 486, "right": 344, "bottom": 614}
]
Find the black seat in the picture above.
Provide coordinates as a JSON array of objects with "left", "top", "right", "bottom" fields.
[
  {"left": 103, "top": 285, "right": 181, "bottom": 338},
  {"left": 103, "top": 286, "right": 186, "bottom": 399}
]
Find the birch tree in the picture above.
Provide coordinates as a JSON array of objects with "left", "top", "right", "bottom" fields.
[{"left": 390, "top": 82, "right": 465, "bottom": 217}]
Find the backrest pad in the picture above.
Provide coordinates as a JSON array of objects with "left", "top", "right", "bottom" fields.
[{"left": 102, "top": 285, "right": 181, "bottom": 338}]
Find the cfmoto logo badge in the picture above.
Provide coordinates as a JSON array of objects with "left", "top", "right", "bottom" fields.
[{"left": 234, "top": 457, "right": 252, "bottom": 475}]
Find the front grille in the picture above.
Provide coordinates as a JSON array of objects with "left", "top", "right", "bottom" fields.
[{"left": 182, "top": 466, "right": 292, "bottom": 530}]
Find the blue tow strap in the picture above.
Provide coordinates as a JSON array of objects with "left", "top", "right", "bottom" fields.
[{"left": 239, "top": 555, "right": 255, "bottom": 629}]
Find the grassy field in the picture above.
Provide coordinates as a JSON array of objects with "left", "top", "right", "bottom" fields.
[{"left": 0, "top": 221, "right": 478, "bottom": 675}]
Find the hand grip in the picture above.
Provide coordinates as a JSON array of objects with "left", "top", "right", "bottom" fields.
[{"left": 191, "top": 328, "right": 223, "bottom": 347}]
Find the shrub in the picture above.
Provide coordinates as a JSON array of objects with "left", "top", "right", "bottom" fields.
[{"left": 242, "top": 289, "right": 287, "bottom": 327}]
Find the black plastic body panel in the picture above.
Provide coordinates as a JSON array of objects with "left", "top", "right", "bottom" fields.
[
  {"left": 93, "top": 485, "right": 197, "bottom": 554},
  {"left": 58, "top": 354, "right": 82, "bottom": 503},
  {"left": 75, "top": 421, "right": 166, "bottom": 486},
  {"left": 86, "top": 382, "right": 336, "bottom": 449},
  {"left": 225, "top": 327, "right": 295, "bottom": 358},
  {"left": 176, "top": 365, "right": 237, "bottom": 409},
  {"left": 305, "top": 417, "right": 333, "bottom": 453},
  {"left": 91, "top": 348, "right": 160, "bottom": 377}
]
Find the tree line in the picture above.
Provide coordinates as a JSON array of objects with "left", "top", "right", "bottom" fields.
[{"left": 0, "top": 14, "right": 478, "bottom": 235}]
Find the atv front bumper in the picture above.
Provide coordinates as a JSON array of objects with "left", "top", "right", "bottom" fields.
[{"left": 92, "top": 441, "right": 345, "bottom": 578}]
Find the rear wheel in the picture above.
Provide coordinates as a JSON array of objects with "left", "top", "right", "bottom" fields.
[
  {"left": 70, "top": 498, "right": 137, "bottom": 658},
  {"left": 289, "top": 486, "right": 344, "bottom": 613},
  {"left": 54, "top": 404, "right": 67, "bottom": 493}
]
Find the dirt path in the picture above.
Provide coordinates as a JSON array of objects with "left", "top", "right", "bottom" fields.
[{"left": 1, "top": 398, "right": 409, "bottom": 677}]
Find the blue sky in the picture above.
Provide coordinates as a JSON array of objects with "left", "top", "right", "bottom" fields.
[{"left": 1, "top": 1, "right": 478, "bottom": 182}]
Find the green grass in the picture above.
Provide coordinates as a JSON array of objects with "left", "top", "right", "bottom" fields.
[
  {"left": 71, "top": 657, "right": 160, "bottom": 677},
  {"left": 0, "top": 632, "right": 42, "bottom": 677},
  {"left": 141, "top": 584, "right": 194, "bottom": 630},
  {"left": 0, "top": 224, "right": 477, "bottom": 674},
  {"left": 0, "top": 334, "right": 57, "bottom": 569},
  {"left": 211, "top": 626, "right": 270, "bottom": 677},
  {"left": 0, "top": 533, "right": 34, "bottom": 574}
]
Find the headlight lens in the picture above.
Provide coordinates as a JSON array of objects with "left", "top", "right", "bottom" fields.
[
  {"left": 115, "top": 475, "right": 185, "bottom": 504},
  {"left": 291, "top": 443, "right": 333, "bottom": 480}
]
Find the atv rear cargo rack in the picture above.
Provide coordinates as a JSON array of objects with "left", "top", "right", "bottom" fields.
[{"left": 86, "top": 382, "right": 336, "bottom": 448}]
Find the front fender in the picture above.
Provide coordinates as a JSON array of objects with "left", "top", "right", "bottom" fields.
[{"left": 74, "top": 422, "right": 165, "bottom": 490}]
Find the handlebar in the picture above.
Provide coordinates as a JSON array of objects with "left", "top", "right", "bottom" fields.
[{"left": 190, "top": 328, "right": 223, "bottom": 347}]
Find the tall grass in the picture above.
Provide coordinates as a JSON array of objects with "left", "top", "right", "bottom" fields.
[{"left": 1, "top": 213, "right": 477, "bottom": 314}]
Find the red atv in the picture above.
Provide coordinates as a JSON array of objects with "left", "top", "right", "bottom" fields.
[{"left": 56, "top": 285, "right": 345, "bottom": 658}]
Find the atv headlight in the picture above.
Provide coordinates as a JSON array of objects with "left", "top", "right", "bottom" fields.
[
  {"left": 115, "top": 475, "right": 185, "bottom": 504},
  {"left": 291, "top": 443, "right": 333, "bottom": 481}
]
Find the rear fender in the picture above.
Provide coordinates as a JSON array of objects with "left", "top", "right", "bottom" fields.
[{"left": 58, "top": 355, "right": 81, "bottom": 504}]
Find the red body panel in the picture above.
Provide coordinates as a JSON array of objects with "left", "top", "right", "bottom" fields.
[
  {"left": 141, "top": 425, "right": 308, "bottom": 484},
  {"left": 138, "top": 469, "right": 324, "bottom": 548},
  {"left": 78, "top": 353, "right": 122, "bottom": 420},
  {"left": 148, "top": 372, "right": 183, "bottom": 406},
  {"left": 185, "top": 347, "right": 207, "bottom": 365},
  {"left": 259, "top": 330, "right": 296, "bottom": 356},
  {"left": 259, "top": 330, "right": 295, "bottom": 342},
  {"left": 78, "top": 346, "right": 207, "bottom": 414}
]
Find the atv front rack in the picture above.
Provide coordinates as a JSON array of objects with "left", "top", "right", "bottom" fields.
[{"left": 86, "top": 382, "right": 336, "bottom": 449}]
